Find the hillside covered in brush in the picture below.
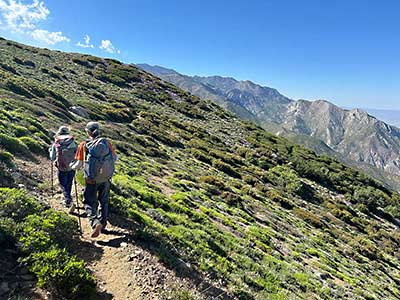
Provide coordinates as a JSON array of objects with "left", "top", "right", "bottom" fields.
[
  {"left": 138, "top": 64, "right": 400, "bottom": 191},
  {"left": 1, "top": 38, "right": 400, "bottom": 300}
]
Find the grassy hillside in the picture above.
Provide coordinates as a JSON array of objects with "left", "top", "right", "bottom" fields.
[{"left": 1, "top": 38, "right": 400, "bottom": 300}]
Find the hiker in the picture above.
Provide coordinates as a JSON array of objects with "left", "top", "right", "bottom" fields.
[
  {"left": 70, "top": 122, "right": 117, "bottom": 238},
  {"left": 49, "top": 126, "right": 78, "bottom": 209}
]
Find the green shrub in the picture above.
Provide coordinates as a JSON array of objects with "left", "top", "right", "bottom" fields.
[
  {"left": 0, "top": 133, "right": 30, "bottom": 156},
  {"left": 0, "top": 150, "right": 14, "bottom": 167},
  {"left": 352, "top": 186, "right": 389, "bottom": 210},
  {"left": 12, "top": 124, "right": 30, "bottom": 137},
  {"left": 27, "top": 248, "right": 96, "bottom": 300},
  {"left": 20, "top": 210, "right": 77, "bottom": 252},
  {"left": 266, "top": 189, "right": 294, "bottom": 209},
  {"left": 264, "top": 165, "right": 307, "bottom": 197},
  {"left": 294, "top": 208, "right": 324, "bottom": 228},
  {"left": 94, "top": 69, "right": 126, "bottom": 87},
  {"left": 212, "top": 159, "right": 241, "bottom": 178},
  {"left": 19, "top": 136, "right": 45, "bottom": 155},
  {"left": 0, "top": 187, "right": 95, "bottom": 299},
  {"left": 248, "top": 225, "right": 271, "bottom": 246},
  {"left": 0, "top": 63, "right": 17, "bottom": 74},
  {"left": 199, "top": 175, "right": 227, "bottom": 190},
  {"left": 0, "top": 217, "right": 17, "bottom": 247},
  {"left": 5, "top": 80, "right": 33, "bottom": 98},
  {"left": 34, "top": 131, "right": 52, "bottom": 144},
  {"left": 107, "top": 62, "right": 141, "bottom": 83},
  {"left": 0, "top": 188, "right": 42, "bottom": 221},
  {"left": 113, "top": 174, "right": 166, "bottom": 207},
  {"left": 103, "top": 106, "right": 135, "bottom": 123},
  {"left": 221, "top": 192, "right": 242, "bottom": 206},
  {"left": 191, "top": 149, "right": 212, "bottom": 164},
  {"left": 72, "top": 58, "right": 93, "bottom": 68},
  {"left": 349, "top": 236, "right": 380, "bottom": 261}
]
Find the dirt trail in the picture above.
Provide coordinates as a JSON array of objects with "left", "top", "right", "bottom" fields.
[
  {"left": 50, "top": 194, "right": 141, "bottom": 300},
  {"left": 47, "top": 187, "right": 205, "bottom": 300},
  {"left": 13, "top": 157, "right": 211, "bottom": 300}
]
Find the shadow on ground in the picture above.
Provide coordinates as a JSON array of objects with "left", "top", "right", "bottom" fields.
[{"left": 107, "top": 210, "right": 233, "bottom": 300}]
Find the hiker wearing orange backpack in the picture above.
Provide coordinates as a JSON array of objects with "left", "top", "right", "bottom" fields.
[
  {"left": 70, "top": 122, "right": 117, "bottom": 238},
  {"left": 49, "top": 126, "right": 78, "bottom": 210}
]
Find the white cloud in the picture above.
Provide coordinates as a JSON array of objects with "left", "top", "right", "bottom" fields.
[
  {"left": 31, "top": 29, "right": 69, "bottom": 45},
  {"left": 0, "top": 0, "right": 69, "bottom": 45},
  {"left": 76, "top": 34, "right": 94, "bottom": 48},
  {"left": 0, "top": 0, "right": 48, "bottom": 32},
  {"left": 99, "top": 39, "right": 120, "bottom": 54}
]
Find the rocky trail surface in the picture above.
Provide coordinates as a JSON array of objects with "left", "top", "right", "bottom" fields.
[{"left": 2, "top": 158, "right": 223, "bottom": 300}]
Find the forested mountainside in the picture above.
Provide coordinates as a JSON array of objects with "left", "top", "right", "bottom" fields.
[
  {"left": 1, "top": 39, "right": 400, "bottom": 300},
  {"left": 138, "top": 64, "right": 400, "bottom": 191}
]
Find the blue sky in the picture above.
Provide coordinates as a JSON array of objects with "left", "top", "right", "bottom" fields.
[{"left": 0, "top": 0, "right": 399, "bottom": 110}]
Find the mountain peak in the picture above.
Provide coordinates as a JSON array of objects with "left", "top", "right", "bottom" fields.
[{"left": 136, "top": 63, "right": 178, "bottom": 75}]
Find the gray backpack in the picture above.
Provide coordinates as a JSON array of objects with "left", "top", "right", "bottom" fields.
[
  {"left": 55, "top": 136, "right": 77, "bottom": 171},
  {"left": 84, "top": 138, "right": 115, "bottom": 183}
]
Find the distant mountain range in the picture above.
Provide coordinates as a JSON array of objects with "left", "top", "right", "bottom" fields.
[{"left": 138, "top": 64, "right": 400, "bottom": 190}]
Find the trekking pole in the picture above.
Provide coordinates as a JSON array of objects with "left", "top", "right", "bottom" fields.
[
  {"left": 74, "top": 177, "right": 83, "bottom": 235},
  {"left": 109, "top": 178, "right": 112, "bottom": 218},
  {"left": 50, "top": 161, "right": 54, "bottom": 197}
]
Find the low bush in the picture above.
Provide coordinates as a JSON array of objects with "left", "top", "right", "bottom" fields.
[
  {"left": 0, "top": 217, "right": 17, "bottom": 247},
  {"left": 0, "top": 150, "right": 14, "bottom": 167},
  {"left": 212, "top": 159, "right": 241, "bottom": 178},
  {"left": 19, "top": 136, "right": 46, "bottom": 155},
  {"left": 4, "top": 80, "right": 32, "bottom": 98},
  {"left": 20, "top": 210, "right": 77, "bottom": 252},
  {"left": 12, "top": 124, "right": 30, "bottom": 137},
  {"left": 221, "top": 192, "right": 242, "bottom": 206},
  {"left": 294, "top": 208, "right": 324, "bottom": 228},
  {"left": 0, "top": 188, "right": 42, "bottom": 221},
  {"left": 191, "top": 149, "right": 212, "bottom": 164},
  {"left": 0, "top": 188, "right": 96, "bottom": 299},
  {"left": 27, "top": 248, "right": 96, "bottom": 300},
  {"left": 0, "top": 133, "right": 30, "bottom": 156},
  {"left": 72, "top": 58, "right": 93, "bottom": 68},
  {"left": 266, "top": 189, "right": 294, "bottom": 209},
  {"left": 352, "top": 186, "right": 389, "bottom": 210},
  {"left": 264, "top": 165, "right": 309, "bottom": 199}
]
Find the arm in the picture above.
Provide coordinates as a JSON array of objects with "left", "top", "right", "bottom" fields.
[
  {"left": 69, "top": 141, "right": 85, "bottom": 170},
  {"left": 108, "top": 141, "right": 118, "bottom": 161}
]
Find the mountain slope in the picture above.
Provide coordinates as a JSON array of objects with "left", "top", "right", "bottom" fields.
[
  {"left": 138, "top": 64, "right": 400, "bottom": 190},
  {"left": 1, "top": 39, "right": 400, "bottom": 300}
]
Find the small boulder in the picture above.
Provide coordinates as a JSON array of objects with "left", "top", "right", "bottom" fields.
[{"left": 69, "top": 106, "right": 89, "bottom": 118}]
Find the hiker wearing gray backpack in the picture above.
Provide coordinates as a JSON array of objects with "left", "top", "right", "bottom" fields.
[
  {"left": 49, "top": 126, "right": 78, "bottom": 210},
  {"left": 70, "top": 122, "right": 117, "bottom": 238}
]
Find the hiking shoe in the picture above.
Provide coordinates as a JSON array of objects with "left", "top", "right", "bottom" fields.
[
  {"left": 68, "top": 202, "right": 75, "bottom": 214},
  {"left": 91, "top": 223, "right": 102, "bottom": 238},
  {"left": 64, "top": 201, "right": 72, "bottom": 208}
]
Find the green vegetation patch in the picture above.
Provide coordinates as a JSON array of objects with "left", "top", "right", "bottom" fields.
[{"left": 0, "top": 188, "right": 96, "bottom": 299}]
